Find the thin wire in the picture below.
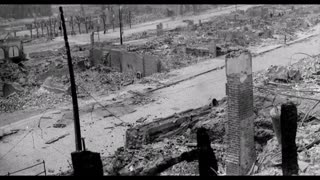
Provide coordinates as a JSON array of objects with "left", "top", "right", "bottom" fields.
[
  {"left": 77, "top": 84, "right": 127, "bottom": 124},
  {"left": 34, "top": 133, "right": 70, "bottom": 159},
  {"left": 90, "top": 104, "right": 94, "bottom": 122},
  {"left": 254, "top": 86, "right": 320, "bottom": 101},
  {"left": 37, "top": 108, "right": 50, "bottom": 129},
  {"left": 289, "top": 52, "right": 316, "bottom": 65},
  {"left": 210, "top": 167, "right": 219, "bottom": 176},
  {"left": 0, "top": 129, "right": 33, "bottom": 160},
  {"left": 34, "top": 133, "right": 74, "bottom": 172},
  {"left": 37, "top": 108, "right": 51, "bottom": 139},
  {"left": 32, "top": 131, "right": 35, "bottom": 149}
]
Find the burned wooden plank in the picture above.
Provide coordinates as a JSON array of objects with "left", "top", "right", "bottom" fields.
[
  {"left": 45, "top": 133, "right": 70, "bottom": 144},
  {"left": 125, "top": 106, "right": 212, "bottom": 149},
  {"left": 281, "top": 102, "right": 299, "bottom": 176},
  {"left": 0, "top": 129, "right": 20, "bottom": 139},
  {"left": 119, "top": 149, "right": 198, "bottom": 176},
  {"left": 197, "top": 127, "right": 218, "bottom": 176}
]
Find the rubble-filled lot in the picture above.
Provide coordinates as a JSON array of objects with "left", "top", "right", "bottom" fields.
[
  {"left": 252, "top": 54, "right": 320, "bottom": 175},
  {"left": 95, "top": 53, "right": 320, "bottom": 176},
  {"left": 2, "top": 5, "right": 320, "bottom": 114},
  {"left": 2, "top": 5, "right": 320, "bottom": 176},
  {"left": 0, "top": 45, "right": 137, "bottom": 113},
  {"left": 125, "top": 5, "right": 320, "bottom": 70}
]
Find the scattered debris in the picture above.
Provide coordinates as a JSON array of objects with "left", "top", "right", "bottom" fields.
[
  {"left": 45, "top": 133, "right": 70, "bottom": 144},
  {"left": 0, "top": 129, "right": 20, "bottom": 140}
]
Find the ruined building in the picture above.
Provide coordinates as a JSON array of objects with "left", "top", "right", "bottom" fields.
[{"left": 0, "top": 34, "right": 27, "bottom": 64}]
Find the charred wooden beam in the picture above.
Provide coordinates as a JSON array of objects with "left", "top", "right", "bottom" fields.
[
  {"left": 280, "top": 102, "right": 299, "bottom": 176},
  {"left": 125, "top": 106, "right": 212, "bottom": 149},
  {"left": 119, "top": 149, "right": 198, "bottom": 176},
  {"left": 197, "top": 127, "right": 218, "bottom": 176}
]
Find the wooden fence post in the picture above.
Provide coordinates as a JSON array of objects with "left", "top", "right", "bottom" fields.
[
  {"left": 280, "top": 102, "right": 299, "bottom": 176},
  {"left": 197, "top": 127, "right": 218, "bottom": 176}
]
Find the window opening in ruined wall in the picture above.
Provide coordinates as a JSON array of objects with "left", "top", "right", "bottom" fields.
[
  {"left": 0, "top": 48, "right": 4, "bottom": 60},
  {"left": 8, "top": 46, "right": 19, "bottom": 58}
]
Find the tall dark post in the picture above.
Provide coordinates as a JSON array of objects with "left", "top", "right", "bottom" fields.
[
  {"left": 59, "top": 7, "right": 82, "bottom": 152},
  {"left": 40, "top": 21, "right": 44, "bottom": 36},
  {"left": 59, "top": 18, "right": 63, "bottom": 36},
  {"left": 46, "top": 21, "right": 49, "bottom": 37},
  {"left": 284, "top": 34, "right": 287, "bottom": 45},
  {"left": 28, "top": 23, "right": 33, "bottom": 39},
  {"left": 35, "top": 21, "right": 39, "bottom": 38},
  {"left": 112, "top": 14, "right": 115, "bottom": 32},
  {"left": 197, "top": 127, "right": 218, "bottom": 176},
  {"left": 49, "top": 18, "right": 53, "bottom": 37},
  {"left": 129, "top": 10, "right": 131, "bottom": 29},
  {"left": 119, "top": 5, "right": 123, "bottom": 45},
  {"left": 280, "top": 102, "right": 299, "bottom": 176},
  {"left": 70, "top": 16, "right": 75, "bottom": 35}
]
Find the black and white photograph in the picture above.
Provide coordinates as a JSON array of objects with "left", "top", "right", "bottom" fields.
[{"left": 0, "top": 4, "right": 319, "bottom": 176}]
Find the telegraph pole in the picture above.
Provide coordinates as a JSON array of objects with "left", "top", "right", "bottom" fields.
[
  {"left": 119, "top": 5, "right": 123, "bottom": 45},
  {"left": 59, "top": 6, "right": 82, "bottom": 152},
  {"left": 129, "top": 10, "right": 131, "bottom": 29}
]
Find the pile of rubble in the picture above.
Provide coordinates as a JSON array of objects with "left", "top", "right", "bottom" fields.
[
  {"left": 0, "top": 85, "right": 71, "bottom": 113},
  {"left": 0, "top": 44, "right": 140, "bottom": 113},
  {"left": 125, "top": 5, "right": 320, "bottom": 73},
  {"left": 99, "top": 53, "right": 320, "bottom": 176},
  {"left": 100, "top": 95, "right": 277, "bottom": 175},
  {"left": 250, "top": 54, "right": 320, "bottom": 175},
  {"left": 75, "top": 66, "right": 135, "bottom": 96}
]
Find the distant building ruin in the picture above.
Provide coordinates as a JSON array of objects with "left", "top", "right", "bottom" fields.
[
  {"left": 90, "top": 47, "right": 162, "bottom": 78},
  {"left": 0, "top": 34, "right": 27, "bottom": 64}
]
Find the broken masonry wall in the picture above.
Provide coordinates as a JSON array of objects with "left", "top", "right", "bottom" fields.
[
  {"left": 2, "top": 82, "right": 23, "bottom": 97},
  {"left": 209, "top": 41, "right": 217, "bottom": 58},
  {"left": 246, "top": 6, "right": 268, "bottom": 18},
  {"left": 186, "top": 47, "right": 210, "bottom": 56},
  {"left": 156, "top": 23, "right": 164, "bottom": 36},
  {"left": 121, "top": 51, "right": 144, "bottom": 75},
  {"left": 104, "top": 49, "right": 162, "bottom": 77},
  {"left": 41, "top": 77, "right": 71, "bottom": 95},
  {"left": 0, "top": 81, "right": 3, "bottom": 97},
  {"left": 37, "top": 66, "right": 69, "bottom": 83},
  {"left": 0, "top": 39, "right": 24, "bottom": 61},
  {"left": 225, "top": 50, "right": 255, "bottom": 175},
  {"left": 90, "top": 48, "right": 103, "bottom": 66},
  {"left": 1, "top": 39, "right": 22, "bottom": 50},
  {"left": 106, "top": 49, "right": 122, "bottom": 72},
  {"left": 143, "top": 54, "right": 162, "bottom": 76},
  {"left": 185, "top": 41, "right": 217, "bottom": 57}
]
